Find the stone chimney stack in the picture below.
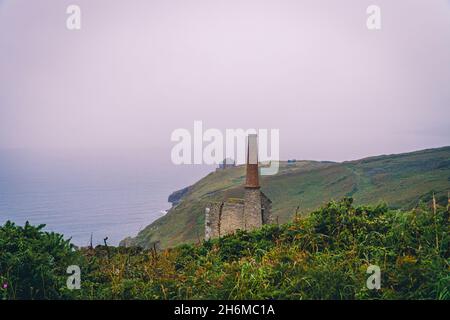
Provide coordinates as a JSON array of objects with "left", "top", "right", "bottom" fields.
[
  {"left": 243, "top": 134, "right": 263, "bottom": 230},
  {"left": 245, "top": 134, "right": 260, "bottom": 189}
]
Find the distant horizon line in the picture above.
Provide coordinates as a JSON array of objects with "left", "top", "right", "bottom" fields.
[{"left": 0, "top": 144, "right": 448, "bottom": 165}]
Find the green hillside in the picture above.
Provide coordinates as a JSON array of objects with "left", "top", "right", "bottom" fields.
[{"left": 122, "top": 146, "right": 450, "bottom": 249}]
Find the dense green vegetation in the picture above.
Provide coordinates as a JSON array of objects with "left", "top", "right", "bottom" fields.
[
  {"left": 124, "top": 146, "right": 450, "bottom": 248},
  {"left": 0, "top": 222, "right": 80, "bottom": 299},
  {"left": 1, "top": 198, "right": 449, "bottom": 300}
]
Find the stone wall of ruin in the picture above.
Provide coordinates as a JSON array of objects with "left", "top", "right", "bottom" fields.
[
  {"left": 220, "top": 201, "right": 245, "bottom": 236},
  {"left": 243, "top": 188, "right": 263, "bottom": 231},
  {"left": 206, "top": 190, "right": 272, "bottom": 240},
  {"left": 205, "top": 202, "right": 223, "bottom": 240},
  {"left": 261, "top": 192, "right": 272, "bottom": 224}
]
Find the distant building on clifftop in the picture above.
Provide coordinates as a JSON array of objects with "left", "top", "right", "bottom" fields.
[
  {"left": 205, "top": 134, "right": 272, "bottom": 240},
  {"left": 218, "top": 157, "right": 236, "bottom": 170}
]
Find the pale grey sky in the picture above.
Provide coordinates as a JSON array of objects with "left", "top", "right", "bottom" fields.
[{"left": 0, "top": 0, "right": 449, "bottom": 161}]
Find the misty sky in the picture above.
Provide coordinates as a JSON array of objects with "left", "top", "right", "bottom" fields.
[{"left": 0, "top": 0, "right": 449, "bottom": 162}]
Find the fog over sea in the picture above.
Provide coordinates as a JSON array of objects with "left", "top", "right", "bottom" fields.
[{"left": 0, "top": 149, "right": 212, "bottom": 246}]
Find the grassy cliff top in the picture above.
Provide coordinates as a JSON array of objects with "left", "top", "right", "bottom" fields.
[{"left": 122, "top": 146, "right": 450, "bottom": 249}]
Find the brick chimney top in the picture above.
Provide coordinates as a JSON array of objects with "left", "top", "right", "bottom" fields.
[{"left": 245, "top": 134, "right": 260, "bottom": 188}]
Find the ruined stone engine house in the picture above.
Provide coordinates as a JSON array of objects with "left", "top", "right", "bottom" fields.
[{"left": 205, "top": 134, "right": 272, "bottom": 240}]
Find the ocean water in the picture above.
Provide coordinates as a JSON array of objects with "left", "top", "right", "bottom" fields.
[{"left": 0, "top": 149, "right": 212, "bottom": 246}]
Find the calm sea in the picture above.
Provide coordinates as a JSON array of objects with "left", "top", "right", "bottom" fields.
[{"left": 0, "top": 149, "right": 212, "bottom": 246}]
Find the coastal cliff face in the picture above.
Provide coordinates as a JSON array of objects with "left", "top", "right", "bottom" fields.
[
  {"left": 120, "top": 146, "right": 450, "bottom": 249},
  {"left": 168, "top": 186, "right": 190, "bottom": 206}
]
